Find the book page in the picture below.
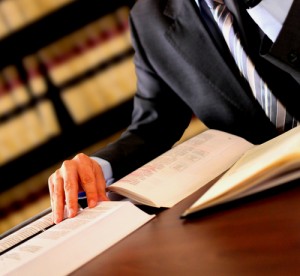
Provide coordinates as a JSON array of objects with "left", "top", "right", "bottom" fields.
[
  {"left": 0, "top": 202, "right": 154, "bottom": 276},
  {"left": 184, "top": 126, "right": 300, "bottom": 214},
  {"left": 108, "top": 129, "right": 254, "bottom": 207},
  {"left": 0, "top": 212, "right": 53, "bottom": 254}
]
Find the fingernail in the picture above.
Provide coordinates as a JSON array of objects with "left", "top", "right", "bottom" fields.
[
  {"left": 68, "top": 208, "right": 76, "bottom": 218},
  {"left": 99, "top": 194, "right": 109, "bottom": 201},
  {"left": 88, "top": 200, "right": 97, "bottom": 208},
  {"left": 54, "top": 216, "right": 60, "bottom": 224},
  {"left": 52, "top": 213, "right": 56, "bottom": 224}
]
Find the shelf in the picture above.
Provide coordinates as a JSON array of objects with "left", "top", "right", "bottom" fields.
[
  {"left": 0, "top": 0, "right": 136, "bottom": 69},
  {"left": 0, "top": 99, "right": 133, "bottom": 192},
  {"left": 0, "top": 0, "right": 137, "bottom": 191}
]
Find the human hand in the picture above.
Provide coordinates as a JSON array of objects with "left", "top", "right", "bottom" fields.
[{"left": 48, "top": 153, "right": 109, "bottom": 224}]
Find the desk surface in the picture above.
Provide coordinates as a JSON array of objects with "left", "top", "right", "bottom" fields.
[{"left": 72, "top": 182, "right": 300, "bottom": 275}]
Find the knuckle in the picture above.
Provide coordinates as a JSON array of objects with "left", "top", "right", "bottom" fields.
[
  {"left": 48, "top": 170, "right": 61, "bottom": 186},
  {"left": 54, "top": 169, "right": 61, "bottom": 179},
  {"left": 81, "top": 174, "right": 94, "bottom": 185},
  {"left": 62, "top": 160, "right": 71, "bottom": 169},
  {"left": 65, "top": 197, "right": 75, "bottom": 207},
  {"left": 74, "top": 153, "right": 87, "bottom": 162},
  {"left": 64, "top": 180, "right": 73, "bottom": 191}
]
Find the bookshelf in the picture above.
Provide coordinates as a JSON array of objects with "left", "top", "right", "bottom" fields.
[{"left": 0, "top": 0, "right": 137, "bottom": 192}]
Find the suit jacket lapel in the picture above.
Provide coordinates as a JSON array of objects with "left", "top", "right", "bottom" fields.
[
  {"left": 163, "top": 0, "right": 255, "bottom": 109},
  {"left": 163, "top": 0, "right": 230, "bottom": 80}
]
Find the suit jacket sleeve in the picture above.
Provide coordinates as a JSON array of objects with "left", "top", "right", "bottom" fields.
[
  {"left": 92, "top": 10, "right": 193, "bottom": 180},
  {"left": 260, "top": 0, "right": 300, "bottom": 83}
]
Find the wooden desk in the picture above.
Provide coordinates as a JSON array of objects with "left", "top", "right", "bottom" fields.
[{"left": 72, "top": 182, "right": 300, "bottom": 275}]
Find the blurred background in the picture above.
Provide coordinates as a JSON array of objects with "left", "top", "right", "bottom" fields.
[{"left": 0, "top": 0, "right": 205, "bottom": 235}]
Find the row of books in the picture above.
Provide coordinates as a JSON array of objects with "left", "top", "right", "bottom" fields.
[
  {"left": 0, "top": 62, "right": 47, "bottom": 119},
  {"left": 0, "top": 55, "right": 136, "bottom": 165},
  {"left": 0, "top": 7, "right": 131, "bottom": 120},
  {"left": 61, "top": 55, "right": 137, "bottom": 124},
  {"left": 0, "top": 43, "right": 58, "bottom": 165},
  {"left": 0, "top": 6, "right": 136, "bottom": 165},
  {"left": 38, "top": 6, "right": 132, "bottom": 87},
  {"left": 0, "top": 99, "right": 60, "bottom": 165},
  {"left": 0, "top": 0, "right": 73, "bottom": 38}
]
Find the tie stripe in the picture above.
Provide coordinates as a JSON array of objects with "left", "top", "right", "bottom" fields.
[{"left": 202, "top": 0, "right": 298, "bottom": 132}]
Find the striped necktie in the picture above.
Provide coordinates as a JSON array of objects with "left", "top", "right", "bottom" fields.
[{"left": 202, "top": 0, "right": 298, "bottom": 132}]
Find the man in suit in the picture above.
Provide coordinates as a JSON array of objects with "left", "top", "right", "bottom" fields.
[{"left": 49, "top": 0, "right": 300, "bottom": 223}]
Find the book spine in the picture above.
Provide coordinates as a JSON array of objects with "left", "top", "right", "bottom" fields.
[{"left": 23, "top": 55, "right": 47, "bottom": 97}]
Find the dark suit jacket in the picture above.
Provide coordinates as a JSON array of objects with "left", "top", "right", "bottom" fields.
[{"left": 94, "top": 0, "right": 300, "bottom": 180}]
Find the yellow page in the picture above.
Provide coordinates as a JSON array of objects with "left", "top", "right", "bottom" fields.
[{"left": 190, "top": 126, "right": 300, "bottom": 209}]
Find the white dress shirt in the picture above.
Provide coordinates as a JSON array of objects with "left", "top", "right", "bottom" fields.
[
  {"left": 90, "top": 156, "right": 114, "bottom": 185},
  {"left": 246, "top": 0, "right": 294, "bottom": 42},
  {"left": 195, "top": 0, "right": 294, "bottom": 42}
]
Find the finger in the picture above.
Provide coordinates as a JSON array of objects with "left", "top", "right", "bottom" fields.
[
  {"left": 49, "top": 170, "right": 65, "bottom": 224},
  {"left": 61, "top": 160, "right": 79, "bottom": 218},
  {"left": 75, "top": 153, "right": 98, "bottom": 208},
  {"left": 92, "top": 159, "right": 109, "bottom": 201}
]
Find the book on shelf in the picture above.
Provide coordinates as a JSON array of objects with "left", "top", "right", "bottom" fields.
[
  {"left": 38, "top": 6, "right": 131, "bottom": 87},
  {"left": 0, "top": 99, "right": 60, "bottom": 165},
  {"left": 3, "top": 66, "right": 31, "bottom": 107},
  {"left": 23, "top": 55, "right": 47, "bottom": 97},
  {"left": 61, "top": 55, "right": 136, "bottom": 124},
  {"left": 0, "top": 12, "right": 9, "bottom": 39},
  {"left": 0, "top": 201, "right": 154, "bottom": 276},
  {"left": 0, "top": 0, "right": 74, "bottom": 34},
  {"left": 0, "top": 0, "right": 25, "bottom": 32},
  {"left": 0, "top": 74, "right": 15, "bottom": 116},
  {"left": 107, "top": 126, "right": 300, "bottom": 216},
  {"left": 18, "top": 0, "right": 42, "bottom": 23}
]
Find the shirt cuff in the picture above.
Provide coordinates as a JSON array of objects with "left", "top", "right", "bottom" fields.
[
  {"left": 90, "top": 156, "right": 115, "bottom": 186},
  {"left": 78, "top": 157, "right": 114, "bottom": 200}
]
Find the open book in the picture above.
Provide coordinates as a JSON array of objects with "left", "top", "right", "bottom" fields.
[
  {"left": 107, "top": 129, "right": 254, "bottom": 207},
  {"left": 181, "top": 126, "right": 300, "bottom": 218},
  {"left": 0, "top": 201, "right": 154, "bottom": 276}
]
